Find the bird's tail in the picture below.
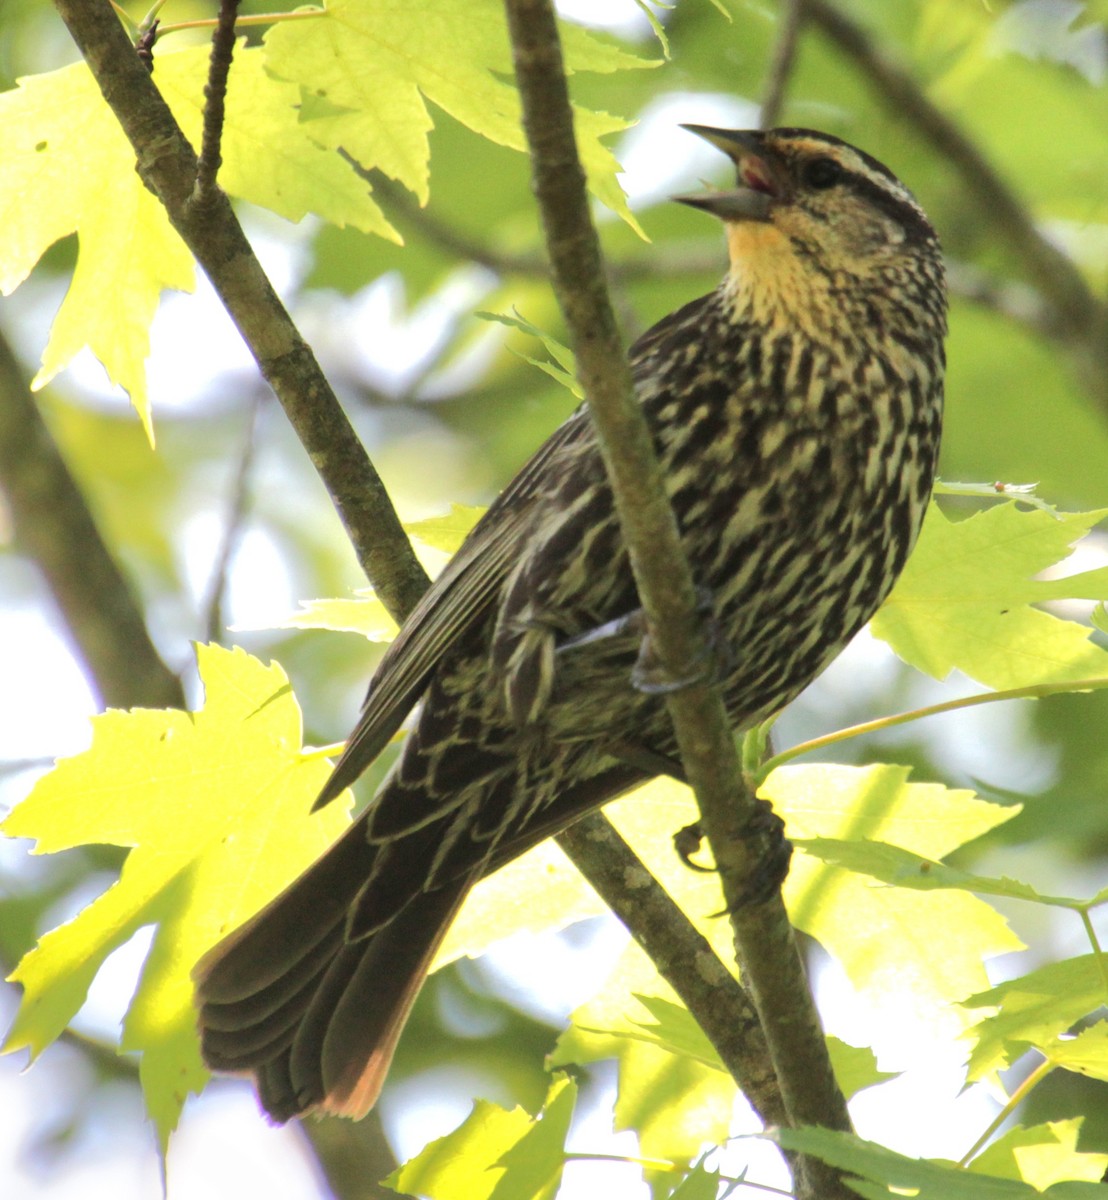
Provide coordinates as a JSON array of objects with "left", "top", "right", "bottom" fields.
[{"left": 193, "top": 814, "right": 470, "bottom": 1122}]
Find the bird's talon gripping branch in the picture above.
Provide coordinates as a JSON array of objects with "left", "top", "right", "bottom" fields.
[
  {"left": 732, "top": 799, "right": 793, "bottom": 908},
  {"left": 674, "top": 803, "right": 791, "bottom": 901},
  {"left": 631, "top": 598, "right": 733, "bottom": 696},
  {"left": 674, "top": 820, "right": 716, "bottom": 873}
]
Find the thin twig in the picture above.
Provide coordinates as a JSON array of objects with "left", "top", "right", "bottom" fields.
[
  {"left": 759, "top": 0, "right": 806, "bottom": 129},
  {"left": 375, "top": 163, "right": 1069, "bottom": 356},
  {"left": 203, "top": 394, "right": 261, "bottom": 643},
  {"left": 501, "top": 3, "right": 853, "bottom": 1197},
  {"left": 945, "top": 260, "right": 1065, "bottom": 341},
  {"left": 369, "top": 171, "right": 550, "bottom": 277},
  {"left": 0, "top": 323, "right": 184, "bottom": 710},
  {"left": 759, "top": 675, "right": 1108, "bottom": 779},
  {"left": 53, "top": 0, "right": 430, "bottom": 624},
  {"left": 194, "top": 0, "right": 239, "bottom": 202},
  {"left": 369, "top": 169, "right": 724, "bottom": 284},
  {"left": 558, "top": 814, "right": 788, "bottom": 1130}
]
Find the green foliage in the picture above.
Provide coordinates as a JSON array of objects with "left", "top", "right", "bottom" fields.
[
  {"left": 0, "top": 1, "right": 651, "bottom": 431},
  {"left": 873, "top": 501, "right": 1108, "bottom": 688},
  {"left": 774, "top": 1125, "right": 1108, "bottom": 1198},
  {"left": 385, "top": 1075, "right": 578, "bottom": 1200},
  {"left": 477, "top": 311, "right": 583, "bottom": 398},
  {"left": 973, "top": 1121, "right": 1108, "bottom": 1190},
  {"left": 1, "top": 645, "right": 351, "bottom": 1147},
  {"left": 403, "top": 503, "right": 486, "bottom": 554},
  {"left": 8, "top": 498, "right": 1108, "bottom": 1183}
]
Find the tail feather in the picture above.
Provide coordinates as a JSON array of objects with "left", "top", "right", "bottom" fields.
[
  {"left": 198, "top": 955, "right": 334, "bottom": 1067},
  {"left": 196, "top": 816, "right": 378, "bottom": 1003},
  {"left": 194, "top": 805, "right": 473, "bottom": 1122},
  {"left": 194, "top": 757, "right": 650, "bottom": 1122},
  {"left": 313, "top": 881, "right": 468, "bottom": 1118},
  {"left": 200, "top": 923, "right": 344, "bottom": 1033},
  {"left": 236, "top": 882, "right": 469, "bottom": 1122}
]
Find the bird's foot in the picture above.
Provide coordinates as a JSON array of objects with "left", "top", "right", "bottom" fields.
[
  {"left": 674, "top": 802, "right": 793, "bottom": 906},
  {"left": 556, "top": 609, "right": 645, "bottom": 655},
  {"left": 631, "top": 588, "right": 732, "bottom": 696}
]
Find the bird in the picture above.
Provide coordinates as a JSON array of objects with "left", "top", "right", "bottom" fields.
[{"left": 194, "top": 126, "right": 947, "bottom": 1123}]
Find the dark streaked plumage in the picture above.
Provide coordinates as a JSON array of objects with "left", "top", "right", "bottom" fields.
[{"left": 195, "top": 127, "right": 947, "bottom": 1122}]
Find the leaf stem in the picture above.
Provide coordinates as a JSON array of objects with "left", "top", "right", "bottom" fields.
[
  {"left": 1079, "top": 909, "right": 1108, "bottom": 999},
  {"left": 758, "top": 677, "right": 1108, "bottom": 782},
  {"left": 958, "top": 1055, "right": 1052, "bottom": 1167},
  {"left": 151, "top": 9, "right": 324, "bottom": 37},
  {"left": 563, "top": 1152, "right": 680, "bottom": 1172}
]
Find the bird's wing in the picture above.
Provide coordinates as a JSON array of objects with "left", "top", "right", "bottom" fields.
[{"left": 316, "top": 407, "right": 595, "bottom": 806}]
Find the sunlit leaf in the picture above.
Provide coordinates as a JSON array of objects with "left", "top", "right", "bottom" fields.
[
  {"left": 874, "top": 502, "right": 1108, "bottom": 689},
  {"left": 0, "top": 43, "right": 391, "bottom": 432},
  {"left": 963, "top": 956, "right": 1108, "bottom": 1081},
  {"left": 765, "top": 764, "right": 1024, "bottom": 1043},
  {"left": 1042, "top": 1023, "right": 1108, "bottom": 1086},
  {"left": 1, "top": 645, "right": 351, "bottom": 1147},
  {"left": 973, "top": 1119, "right": 1108, "bottom": 1189},
  {"left": 263, "top": 0, "right": 656, "bottom": 229},
  {"left": 551, "top": 954, "right": 735, "bottom": 1181},
  {"left": 404, "top": 504, "right": 486, "bottom": 554},
  {"left": 773, "top": 1127, "right": 1055, "bottom": 1198},
  {"left": 386, "top": 1075, "right": 576, "bottom": 1200},
  {"left": 242, "top": 592, "right": 400, "bottom": 641},
  {"left": 794, "top": 838, "right": 1090, "bottom": 908}
]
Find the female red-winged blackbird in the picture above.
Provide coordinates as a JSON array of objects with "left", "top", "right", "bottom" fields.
[{"left": 195, "top": 127, "right": 947, "bottom": 1122}]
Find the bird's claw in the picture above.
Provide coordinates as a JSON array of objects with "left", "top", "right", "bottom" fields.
[
  {"left": 631, "top": 587, "right": 732, "bottom": 695},
  {"left": 673, "top": 802, "right": 793, "bottom": 907}
]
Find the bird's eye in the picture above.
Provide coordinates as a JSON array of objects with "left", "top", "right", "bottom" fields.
[{"left": 802, "top": 157, "right": 842, "bottom": 189}]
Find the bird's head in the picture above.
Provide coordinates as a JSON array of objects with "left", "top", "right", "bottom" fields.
[{"left": 677, "top": 127, "right": 944, "bottom": 335}]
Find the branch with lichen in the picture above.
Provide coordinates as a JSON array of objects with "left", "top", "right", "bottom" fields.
[{"left": 501, "top": 2, "right": 854, "bottom": 1197}]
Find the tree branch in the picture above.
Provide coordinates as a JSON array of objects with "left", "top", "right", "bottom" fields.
[
  {"left": 0, "top": 324, "right": 184, "bottom": 711},
  {"left": 368, "top": 169, "right": 723, "bottom": 283},
  {"left": 759, "top": 0, "right": 806, "bottom": 129},
  {"left": 52, "top": 0, "right": 430, "bottom": 623},
  {"left": 807, "top": 0, "right": 1108, "bottom": 411},
  {"left": 45, "top": 6, "right": 853, "bottom": 1192},
  {"left": 194, "top": 0, "right": 239, "bottom": 201},
  {"left": 502, "top": 2, "right": 852, "bottom": 1196},
  {"left": 202, "top": 395, "right": 260, "bottom": 643},
  {"left": 557, "top": 814, "right": 787, "bottom": 1129}
]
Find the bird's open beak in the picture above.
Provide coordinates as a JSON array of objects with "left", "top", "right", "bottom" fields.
[{"left": 674, "top": 125, "right": 780, "bottom": 222}]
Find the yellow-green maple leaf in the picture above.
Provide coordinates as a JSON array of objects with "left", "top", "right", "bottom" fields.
[
  {"left": 0, "top": 42, "right": 392, "bottom": 436},
  {"left": 264, "top": 0, "right": 656, "bottom": 227},
  {"left": 0, "top": 62, "right": 194, "bottom": 441},
  {"left": 767, "top": 763, "right": 1023, "bottom": 1042},
  {"left": 387, "top": 1076, "right": 577, "bottom": 1200},
  {"left": 403, "top": 503, "right": 485, "bottom": 554},
  {"left": 1, "top": 644, "right": 351, "bottom": 1148},
  {"left": 874, "top": 502, "right": 1108, "bottom": 688}
]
